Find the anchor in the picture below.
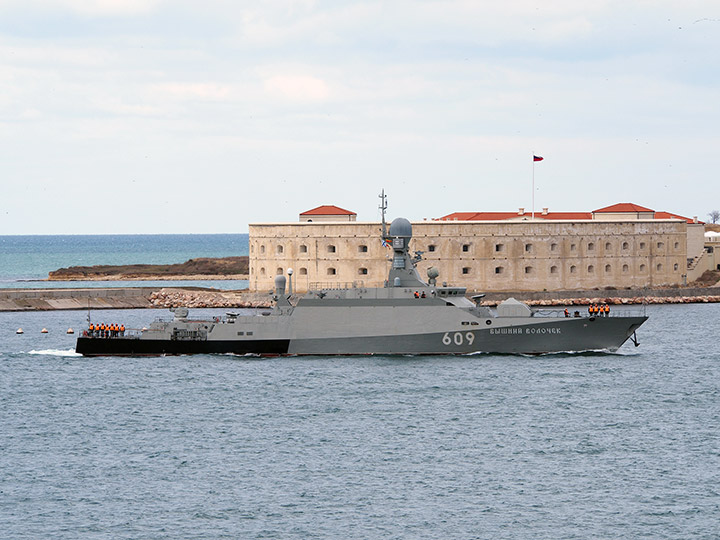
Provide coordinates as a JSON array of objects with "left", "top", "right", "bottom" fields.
[{"left": 630, "top": 331, "right": 640, "bottom": 347}]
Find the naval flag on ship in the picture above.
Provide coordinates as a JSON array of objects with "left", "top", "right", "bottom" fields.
[{"left": 533, "top": 155, "right": 544, "bottom": 162}]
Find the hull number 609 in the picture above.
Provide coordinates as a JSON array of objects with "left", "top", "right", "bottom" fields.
[{"left": 442, "top": 332, "right": 475, "bottom": 346}]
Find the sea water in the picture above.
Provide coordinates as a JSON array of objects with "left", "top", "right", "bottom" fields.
[
  {"left": 1, "top": 303, "right": 718, "bottom": 539},
  {"left": 0, "top": 234, "right": 249, "bottom": 290}
]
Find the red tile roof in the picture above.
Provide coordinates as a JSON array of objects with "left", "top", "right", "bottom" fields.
[
  {"left": 439, "top": 212, "right": 521, "bottom": 221},
  {"left": 592, "top": 203, "right": 655, "bottom": 213},
  {"left": 438, "top": 211, "right": 592, "bottom": 221},
  {"left": 438, "top": 203, "right": 700, "bottom": 223},
  {"left": 654, "top": 211, "right": 702, "bottom": 224},
  {"left": 539, "top": 212, "right": 593, "bottom": 220},
  {"left": 300, "top": 205, "right": 356, "bottom": 216}
]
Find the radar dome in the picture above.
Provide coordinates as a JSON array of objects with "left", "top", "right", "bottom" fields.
[
  {"left": 274, "top": 275, "right": 287, "bottom": 295},
  {"left": 388, "top": 217, "right": 412, "bottom": 238},
  {"left": 427, "top": 267, "right": 439, "bottom": 280}
]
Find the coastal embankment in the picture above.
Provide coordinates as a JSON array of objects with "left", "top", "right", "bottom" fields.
[
  {"left": 476, "top": 286, "right": 720, "bottom": 306},
  {"left": 0, "top": 288, "right": 271, "bottom": 312},
  {"left": 1, "top": 286, "right": 719, "bottom": 312}
]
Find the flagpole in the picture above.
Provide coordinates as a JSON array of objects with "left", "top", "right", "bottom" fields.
[{"left": 532, "top": 155, "right": 535, "bottom": 219}]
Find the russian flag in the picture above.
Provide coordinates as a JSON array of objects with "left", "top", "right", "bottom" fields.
[{"left": 533, "top": 155, "right": 544, "bottom": 162}]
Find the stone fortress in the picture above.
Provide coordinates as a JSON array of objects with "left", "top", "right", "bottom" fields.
[{"left": 249, "top": 203, "right": 715, "bottom": 294}]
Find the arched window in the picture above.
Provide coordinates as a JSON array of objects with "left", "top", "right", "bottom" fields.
[
  {"left": 462, "top": 267, "right": 471, "bottom": 275},
  {"left": 570, "top": 265, "right": 577, "bottom": 274},
  {"left": 524, "top": 266, "right": 533, "bottom": 274},
  {"left": 462, "top": 244, "right": 470, "bottom": 252},
  {"left": 525, "top": 243, "right": 533, "bottom": 253},
  {"left": 428, "top": 244, "right": 436, "bottom": 252},
  {"left": 622, "top": 242, "right": 629, "bottom": 250},
  {"left": 550, "top": 265, "right": 558, "bottom": 274},
  {"left": 588, "top": 242, "right": 595, "bottom": 251},
  {"left": 358, "top": 245, "right": 368, "bottom": 253},
  {"left": 657, "top": 242, "right": 664, "bottom": 249},
  {"left": 299, "top": 267, "right": 307, "bottom": 275},
  {"left": 299, "top": 244, "right": 308, "bottom": 253},
  {"left": 260, "top": 245, "right": 265, "bottom": 254},
  {"left": 277, "top": 245, "right": 284, "bottom": 254},
  {"left": 494, "top": 266, "right": 503, "bottom": 274},
  {"left": 674, "top": 242, "right": 679, "bottom": 249},
  {"left": 657, "top": 263, "right": 663, "bottom": 271},
  {"left": 276, "top": 267, "right": 283, "bottom": 275},
  {"left": 358, "top": 267, "right": 368, "bottom": 275},
  {"left": 673, "top": 263, "right": 678, "bottom": 271},
  {"left": 588, "top": 265, "right": 595, "bottom": 273},
  {"left": 260, "top": 267, "right": 266, "bottom": 276},
  {"left": 622, "top": 264, "right": 629, "bottom": 273},
  {"left": 605, "top": 242, "right": 612, "bottom": 250},
  {"left": 640, "top": 264, "right": 646, "bottom": 272},
  {"left": 640, "top": 242, "right": 646, "bottom": 249},
  {"left": 550, "top": 243, "right": 558, "bottom": 252},
  {"left": 327, "top": 267, "right": 336, "bottom": 275},
  {"left": 605, "top": 264, "right": 611, "bottom": 273},
  {"left": 570, "top": 244, "right": 577, "bottom": 252},
  {"left": 495, "top": 243, "right": 504, "bottom": 252},
  {"left": 327, "top": 245, "right": 336, "bottom": 253}
]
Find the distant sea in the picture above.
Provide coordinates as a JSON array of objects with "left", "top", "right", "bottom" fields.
[{"left": 0, "top": 234, "right": 249, "bottom": 290}]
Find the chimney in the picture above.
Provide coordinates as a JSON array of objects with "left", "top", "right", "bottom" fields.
[
  {"left": 542, "top": 208, "right": 549, "bottom": 216},
  {"left": 693, "top": 216, "right": 698, "bottom": 223},
  {"left": 518, "top": 207, "right": 525, "bottom": 215}
]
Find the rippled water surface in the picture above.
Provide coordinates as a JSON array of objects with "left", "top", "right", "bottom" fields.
[{"left": 1, "top": 304, "right": 719, "bottom": 539}]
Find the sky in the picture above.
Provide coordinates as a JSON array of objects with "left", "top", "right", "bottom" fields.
[{"left": 1, "top": 0, "right": 719, "bottom": 234}]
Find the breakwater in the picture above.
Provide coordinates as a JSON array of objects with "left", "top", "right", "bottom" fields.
[
  {"left": 0, "top": 287, "right": 270, "bottom": 312},
  {"left": 1, "top": 286, "right": 718, "bottom": 312},
  {"left": 475, "top": 286, "right": 720, "bottom": 306}
]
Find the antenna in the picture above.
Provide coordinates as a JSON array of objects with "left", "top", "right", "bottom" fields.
[{"left": 379, "top": 189, "right": 388, "bottom": 239}]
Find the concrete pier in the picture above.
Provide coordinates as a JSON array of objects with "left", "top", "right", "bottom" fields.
[
  {"left": 0, "top": 288, "right": 157, "bottom": 311},
  {"left": 1, "top": 285, "right": 718, "bottom": 312}
]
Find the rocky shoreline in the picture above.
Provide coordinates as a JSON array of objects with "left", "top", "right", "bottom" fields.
[
  {"left": 1, "top": 286, "right": 719, "bottom": 312},
  {"left": 47, "top": 257, "right": 249, "bottom": 281},
  {"left": 485, "top": 294, "right": 720, "bottom": 307}
]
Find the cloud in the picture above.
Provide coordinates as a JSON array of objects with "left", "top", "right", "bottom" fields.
[
  {"left": 0, "top": 0, "right": 165, "bottom": 16},
  {"left": 263, "top": 74, "right": 330, "bottom": 102},
  {"left": 150, "top": 83, "right": 232, "bottom": 101}
]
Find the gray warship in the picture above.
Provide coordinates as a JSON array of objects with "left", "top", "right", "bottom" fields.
[{"left": 76, "top": 194, "right": 647, "bottom": 357}]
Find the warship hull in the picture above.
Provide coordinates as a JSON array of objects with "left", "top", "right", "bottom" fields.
[{"left": 75, "top": 315, "right": 646, "bottom": 357}]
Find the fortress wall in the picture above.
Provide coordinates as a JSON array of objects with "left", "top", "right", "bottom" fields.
[{"left": 248, "top": 220, "right": 688, "bottom": 293}]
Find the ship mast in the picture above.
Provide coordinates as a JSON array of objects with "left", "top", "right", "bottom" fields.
[{"left": 379, "top": 189, "right": 388, "bottom": 239}]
